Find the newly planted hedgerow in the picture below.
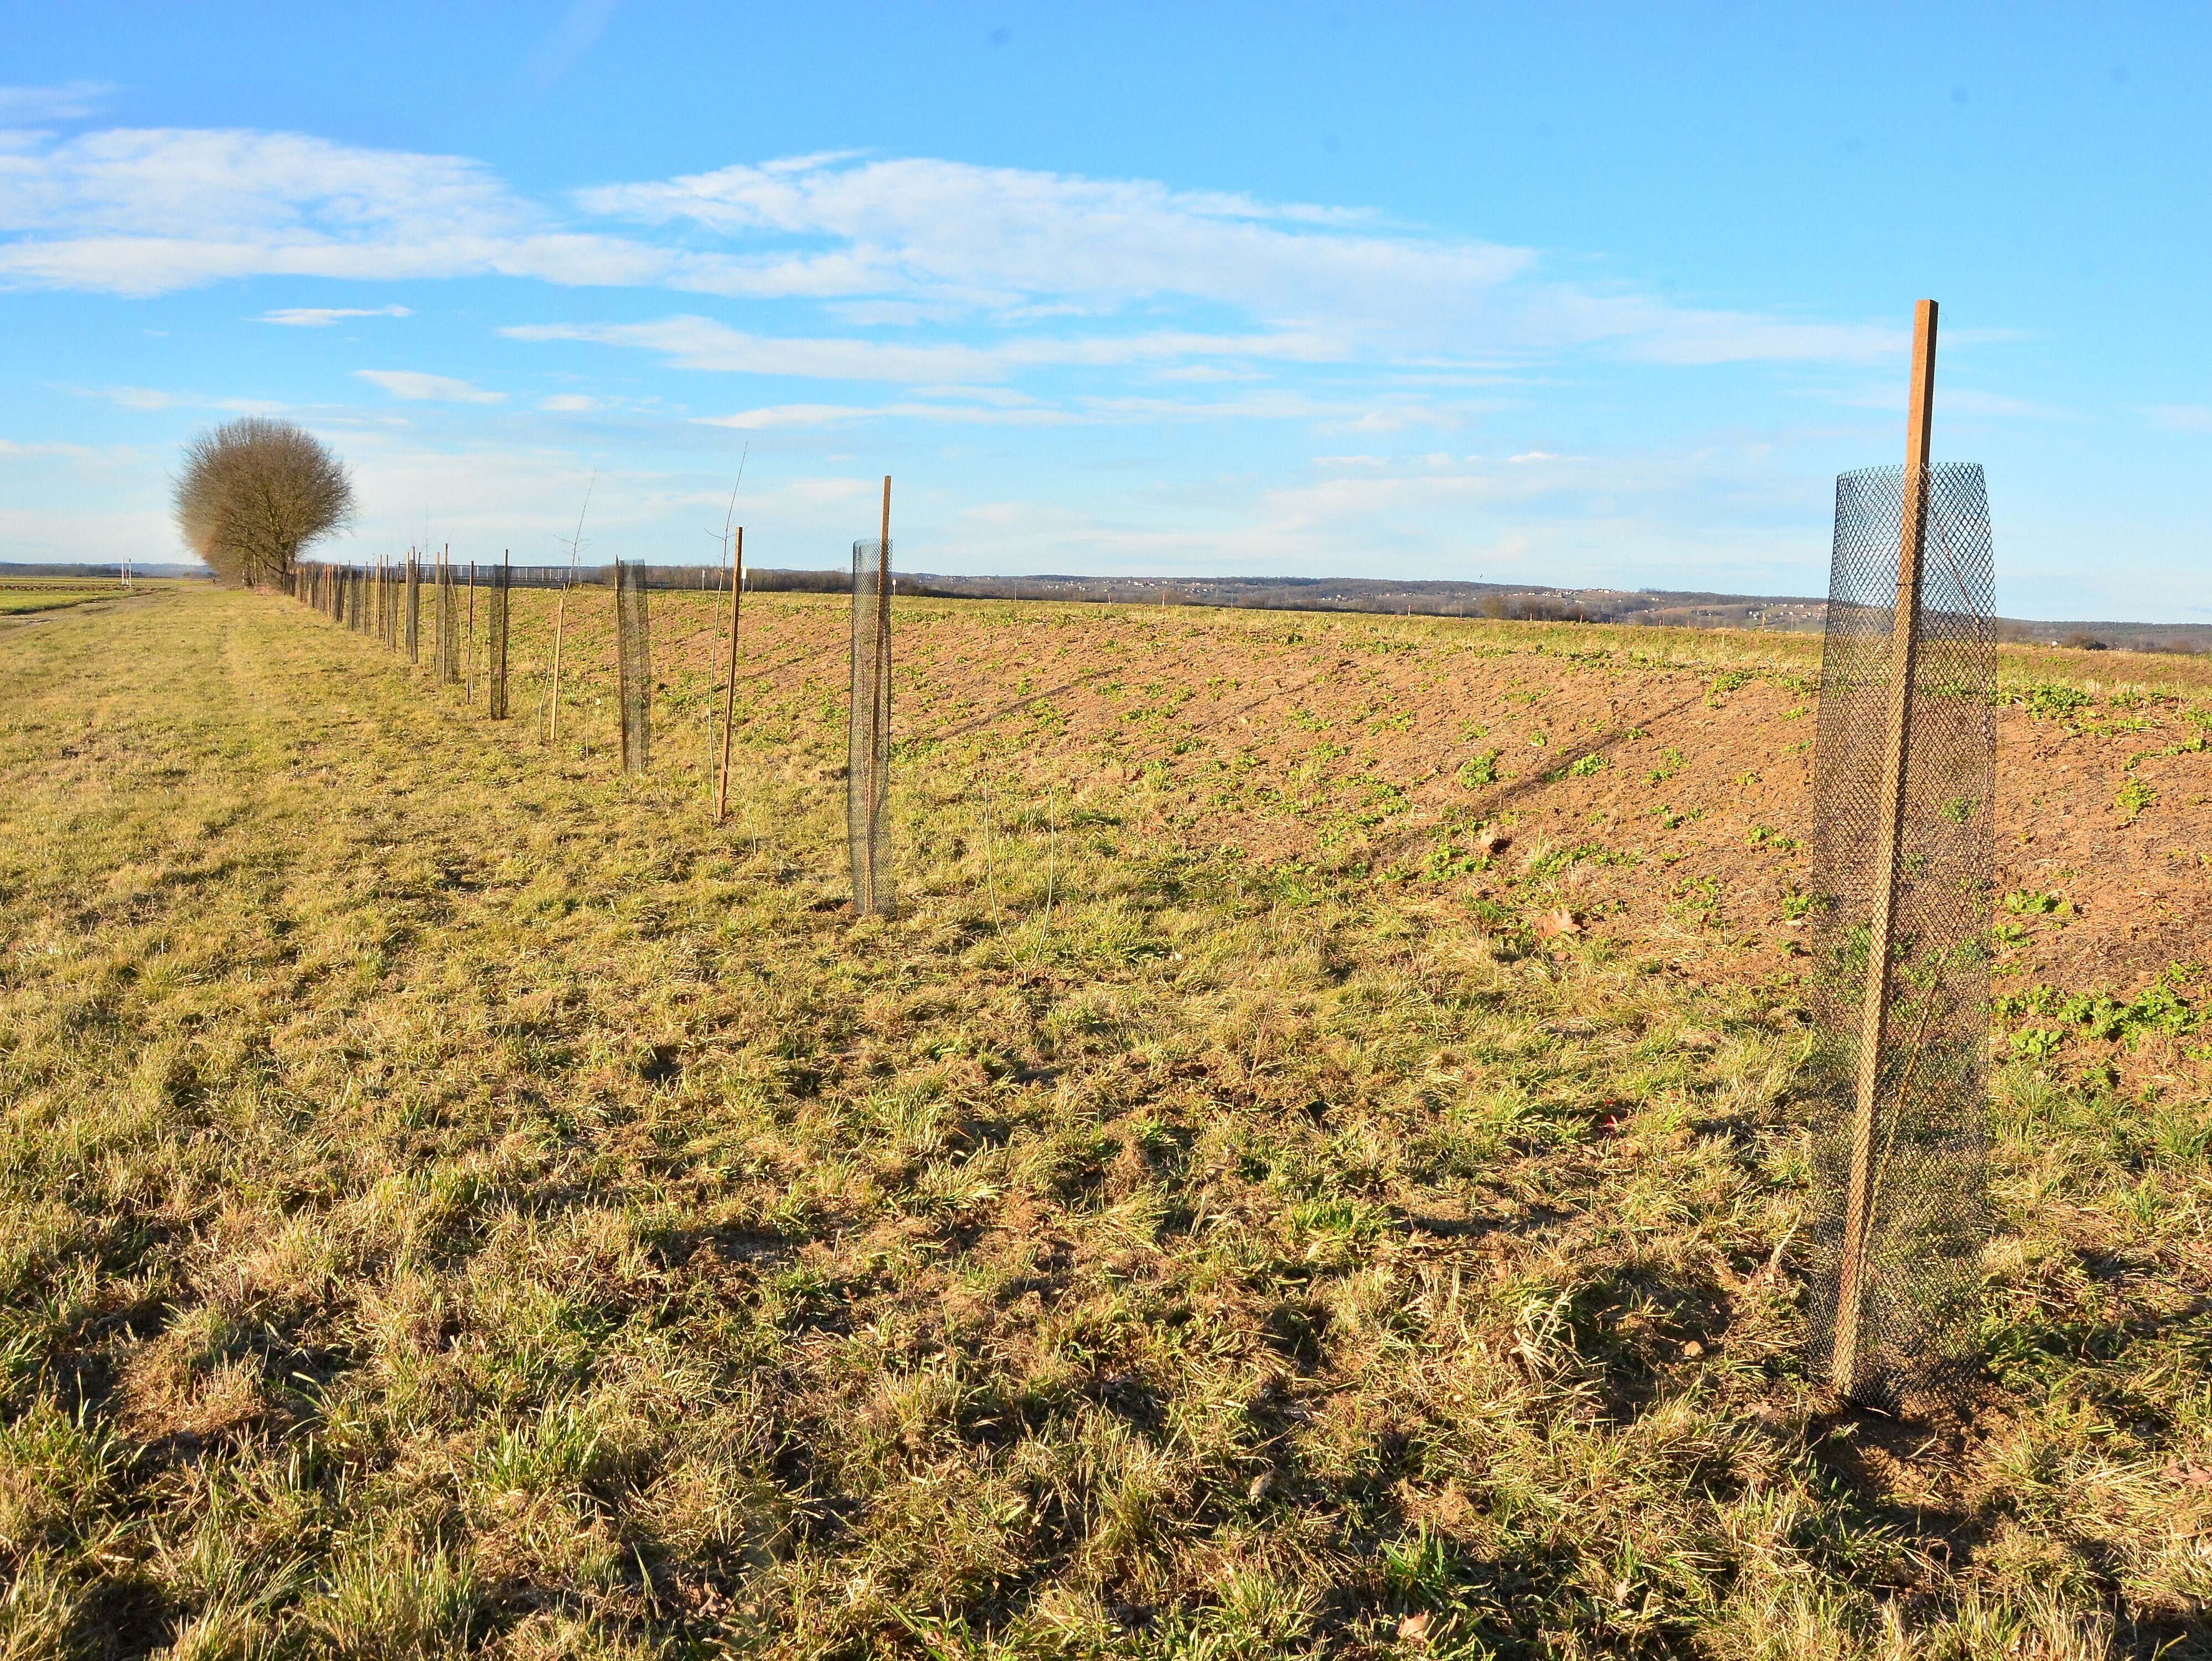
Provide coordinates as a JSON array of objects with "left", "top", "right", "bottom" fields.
[{"left": 0, "top": 587, "right": 2205, "bottom": 1656}]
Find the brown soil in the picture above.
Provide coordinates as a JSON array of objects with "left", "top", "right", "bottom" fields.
[{"left": 614, "top": 593, "right": 2210, "bottom": 1076}]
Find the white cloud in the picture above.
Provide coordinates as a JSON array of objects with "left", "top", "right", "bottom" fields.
[
  {"left": 537, "top": 393, "right": 596, "bottom": 411},
  {"left": 912, "top": 443, "right": 1826, "bottom": 588},
  {"left": 84, "top": 385, "right": 184, "bottom": 411},
  {"left": 694, "top": 403, "right": 877, "bottom": 431},
  {"left": 578, "top": 155, "right": 1529, "bottom": 330},
  {"left": 2148, "top": 404, "right": 2212, "bottom": 432},
  {"left": 686, "top": 386, "right": 1468, "bottom": 432},
  {"left": 257, "top": 303, "right": 411, "bottom": 326},
  {"left": 355, "top": 369, "right": 504, "bottom": 404},
  {"left": 507, "top": 313, "right": 1357, "bottom": 383},
  {"left": 63, "top": 384, "right": 281, "bottom": 414},
  {"left": 573, "top": 153, "right": 1902, "bottom": 364},
  {"left": 0, "top": 126, "right": 1899, "bottom": 373},
  {"left": 0, "top": 127, "right": 705, "bottom": 297},
  {"left": 0, "top": 437, "right": 114, "bottom": 458},
  {"left": 692, "top": 399, "right": 1076, "bottom": 431},
  {"left": 0, "top": 82, "right": 114, "bottom": 124}
]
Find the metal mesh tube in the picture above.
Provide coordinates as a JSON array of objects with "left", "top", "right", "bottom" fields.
[
  {"left": 405, "top": 557, "right": 421, "bottom": 662},
  {"left": 436, "top": 559, "right": 459, "bottom": 684},
  {"left": 487, "top": 560, "right": 511, "bottom": 720},
  {"left": 1803, "top": 461, "right": 1996, "bottom": 1411},
  {"left": 615, "top": 559, "right": 651, "bottom": 773},
  {"left": 848, "top": 538, "right": 892, "bottom": 914}
]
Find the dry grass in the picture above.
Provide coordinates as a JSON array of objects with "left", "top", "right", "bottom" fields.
[{"left": 0, "top": 586, "right": 2205, "bottom": 1658}]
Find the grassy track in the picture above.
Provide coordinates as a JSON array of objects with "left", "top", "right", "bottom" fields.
[{"left": 0, "top": 587, "right": 2205, "bottom": 1658}]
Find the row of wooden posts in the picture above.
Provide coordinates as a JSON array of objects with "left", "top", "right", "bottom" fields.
[
  {"left": 289, "top": 546, "right": 689, "bottom": 782},
  {"left": 291, "top": 549, "right": 513, "bottom": 723},
  {"left": 286, "top": 478, "right": 893, "bottom": 850},
  {"left": 285, "top": 426, "right": 1986, "bottom": 1414}
]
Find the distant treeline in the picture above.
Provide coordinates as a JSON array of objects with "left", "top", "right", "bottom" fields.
[
  {"left": 11, "top": 560, "right": 2205, "bottom": 653},
  {"left": 0, "top": 563, "right": 212, "bottom": 580},
  {"left": 763, "top": 569, "right": 2212, "bottom": 654},
  {"left": 878, "top": 572, "right": 1832, "bottom": 632}
]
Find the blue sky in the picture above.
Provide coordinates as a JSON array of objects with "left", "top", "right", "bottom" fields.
[{"left": 2, "top": 3, "right": 2206, "bottom": 618}]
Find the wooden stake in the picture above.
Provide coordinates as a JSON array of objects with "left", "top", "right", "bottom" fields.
[
  {"left": 715, "top": 527, "right": 743, "bottom": 823},
  {"left": 1832, "top": 298, "right": 1939, "bottom": 1397},
  {"left": 870, "top": 477, "right": 892, "bottom": 904},
  {"left": 466, "top": 560, "right": 476, "bottom": 703}
]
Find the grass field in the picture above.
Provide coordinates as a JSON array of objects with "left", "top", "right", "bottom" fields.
[
  {"left": 0, "top": 579, "right": 159, "bottom": 620},
  {"left": 0, "top": 584, "right": 2206, "bottom": 1658}
]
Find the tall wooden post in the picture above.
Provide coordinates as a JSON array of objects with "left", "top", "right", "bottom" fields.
[
  {"left": 1831, "top": 298, "right": 1939, "bottom": 1397},
  {"left": 716, "top": 527, "right": 743, "bottom": 823}
]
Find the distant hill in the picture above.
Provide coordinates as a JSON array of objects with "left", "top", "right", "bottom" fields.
[
  {"left": 18, "top": 559, "right": 2201, "bottom": 653},
  {"left": 759, "top": 570, "right": 2212, "bottom": 655}
]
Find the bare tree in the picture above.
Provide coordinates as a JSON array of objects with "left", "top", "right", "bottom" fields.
[{"left": 173, "top": 417, "right": 356, "bottom": 587}]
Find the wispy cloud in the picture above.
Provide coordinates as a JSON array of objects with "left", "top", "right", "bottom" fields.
[
  {"left": 1829, "top": 383, "right": 2066, "bottom": 420},
  {"left": 577, "top": 155, "right": 1528, "bottom": 329},
  {"left": 2148, "top": 404, "right": 2212, "bottom": 432},
  {"left": 0, "top": 128, "right": 695, "bottom": 297},
  {"left": 0, "top": 436, "right": 116, "bottom": 457},
  {"left": 521, "top": 0, "right": 623, "bottom": 89},
  {"left": 64, "top": 384, "right": 281, "bottom": 414},
  {"left": 80, "top": 384, "right": 184, "bottom": 411},
  {"left": 507, "top": 314, "right": 1350, "bottom": 383},
  {"left": 693, "top": 400, "right": 1077, "bottom": 431},
  {"left": 257, "top": 303, "right": 411, "bottom": 327},
  {"left": 0, "top": 81, "right": 115, "bottom": 124},
  {"left": 692, "top": 403, "right": 878, "bottom": 431},
  {"left": 0, "top": 127, "right": 1898, "bottom": 374},
  {"left": 688, "top": 388, "right": 1468, "bottom": 432},
  {"left": 355, "top": 370, "right": 504, "bottom": 404},
  {"left": 1937, "top": 389, "right": 2065, "bottom": 420}
]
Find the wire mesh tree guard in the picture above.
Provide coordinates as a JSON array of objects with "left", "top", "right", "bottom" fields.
[
  {"left": 486, "top": 558, "right": 511, "bottom": 720},
  {"left": 615, "top": 558, "right": 652, "bottom": 774},
  {"left": 848, "top": 478, "right": 894, "bottom": 916},
  {"left": 436, "top": 554, "right": 460, "bottom": 685},
  {"left": 1803, "top": 301, "right": 1996, "bottom": 1411}
]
